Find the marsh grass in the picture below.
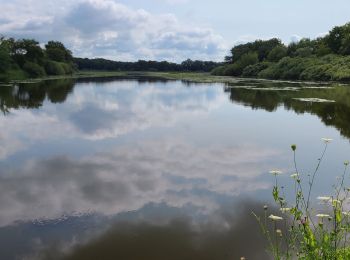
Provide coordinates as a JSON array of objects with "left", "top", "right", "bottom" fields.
[{"left": 254, "top": 139, "right": 350, "bottom": 259}]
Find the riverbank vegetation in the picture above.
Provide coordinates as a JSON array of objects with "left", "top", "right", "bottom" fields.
[
  {"left": 0, "top": 34, "right": 221, "bottom": 82},
  {"left": 255, "top": 140, "right": 350, "bottom": 259},
  {"left": 212, "top": 22, "right": 350, "bottom": 82},
  {"left": 74, "top": 58, "right": 221, "bottom": 72},
  {"left": 0, "top": 37, "right": 75, "bottom": 81}
]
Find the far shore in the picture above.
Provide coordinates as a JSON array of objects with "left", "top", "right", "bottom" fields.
[{"left": 1, "top": 71, "right": 345, "bottom": 86}]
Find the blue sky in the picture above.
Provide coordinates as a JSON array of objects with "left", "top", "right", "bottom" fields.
[{"left": 0, "top": 0, "right": 350, "bottom": 62}]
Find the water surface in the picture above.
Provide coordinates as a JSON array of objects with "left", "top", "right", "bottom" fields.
[{"left": 1, "top": 77, "right": 350, "bottom": 259}]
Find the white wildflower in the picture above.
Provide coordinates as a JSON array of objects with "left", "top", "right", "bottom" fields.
[
  {"left": 316, "top": 214, "right": 330, "bottom": 218},
  {"left": 290, "top": 173, "right": 299, "bottom": 179},
  {"left": 268, "top": 214, "right": 283, "bottom": 221},
  {"left": 280, "top": 208, "right": 292, "bottom": 213},
  {"left": 343, "top": 212, "right": 350, "bottom": 216},
  {"left": 321, "top": 138, "right": 333, "bottom": 143},
  {"left": 330, "top": 199, "right": 341, "bottom": 206},
  {"left": 317, "top": 196, "right": 331, "bottom": 202},
  {"left": 269, "top": 170, "right": 283, "bottom": 176}
]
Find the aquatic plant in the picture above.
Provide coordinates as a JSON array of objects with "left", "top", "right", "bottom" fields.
[{"left": 254, "top": 138, "right": 350, "bottom": 259}]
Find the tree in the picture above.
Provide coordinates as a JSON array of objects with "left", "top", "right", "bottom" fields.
[
  {"left": 9, "top": 39, "right": 44, "bottom": 67},
  {"left": 267, "top": 46, "right": 287, "bottom": 62},
  {"left": 229, "top": 38, "right": 283, "bottom": 63},
  {"left": 339, "top": 34, "right": 350, "bottom": 55},
  {"left": 0, "top": 37, "right": 11, "bottom": 72},
  {"left": 327, "top": 26, "right": 344, "bottom": 53},
  {"left": 295, "top": 47, "right": 313, "bottom": 57},
  {"left": 45, "top": 41, "right": 72, "bottom": 62}
]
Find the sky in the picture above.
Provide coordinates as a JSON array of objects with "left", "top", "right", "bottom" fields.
[{"left": 0, "top": 0, "right": 350, "bottom": 62}]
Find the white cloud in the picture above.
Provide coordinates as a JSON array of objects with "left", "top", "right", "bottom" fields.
[
  {"left": 0, "top": 0, "right": 227, "bottom": 62},
  {"left": 0, "top": 138, "right": 275, "bottom": 226},
  {"left": 290, "top": 34, "right": 302, "bottom": 43},
  {"left": 0, "top": 80, "right": 225, "bottom": 157}
]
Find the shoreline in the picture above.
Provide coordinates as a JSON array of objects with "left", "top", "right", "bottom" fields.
[{"left": 1, "top": 70, "right": 348, "bottom": 86}]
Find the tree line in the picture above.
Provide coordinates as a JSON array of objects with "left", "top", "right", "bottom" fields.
[
  {"left": 74, "top": 58, "right": 222, "bottom": 72},
  {"left": 0, "top": 34, "right": 222, "bottom": 81},
  {"left": 212, "top": 22, "right": 350, "bottom": 81},
  {"left": 0, "top": 37, "right": 75, "bottom": 80}
]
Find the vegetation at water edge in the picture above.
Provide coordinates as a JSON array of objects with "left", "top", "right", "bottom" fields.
[
  {"left": 212, "top": 22, "right": 350, "bottom": 82},
  {"left": 255, "top": 139, "right": 350, "bottom": 259}
]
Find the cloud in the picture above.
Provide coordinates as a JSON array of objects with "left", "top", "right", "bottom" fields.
[
  {"left": 0, "top": 80, "right": 281, "bottom": 226},
  {"left": 0, "top": 0, "right": 227, "bottom": 61},
  {"left": 0, "top": 80, "right": 226, "bottom": 150},
  {"left": 290, "top": 34, "right": 302, "bottom": 43},
  {"left": 0, "top": 138, "right": 276, "bottom": 227},
  {"left": 56, "top": 201, "right": 271, "bottom": 260}
]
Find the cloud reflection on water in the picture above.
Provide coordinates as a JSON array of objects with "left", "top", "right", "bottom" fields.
[
  {"left": 0, "top": 138, "right": 277, "bottom": 226},
  {"left": 59, "top": 200, "right": 272, "bottom": 260},
  {"left": 0, "top": 80, "right": 226, "bottom": 160}
]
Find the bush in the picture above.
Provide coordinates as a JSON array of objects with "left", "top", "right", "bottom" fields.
[
  {"left": 45, "top": 60, "right": 65, "bottom": 75},
  {"left": 242, "top": 62, "right": 271, "bottom": 77},
  {"left": 0, "top": 44, "right": 11, "bottom": 73},
  {"left": 60, "top": 62, "right": 73, "bottom": 74},
  {"left": 220, "top": 52, "right": 259, "bottom": 76},
  {"left": 211, "top": 65, "right": 226, "bottom": 75},
  {"left": 23, "top": 61, "right": 46, "bottom": 77},
  {"left": 267, "top": 46, "right": 288, "bottom": 62},
  {"left": 294, "top": 47, "right": 313, "bottom": 57},
  {"left": 237, "top": 51, "right": 259, "bottom": 68},
  {"left": 222, "top": 63, "right": 242, "bottom": 76}
]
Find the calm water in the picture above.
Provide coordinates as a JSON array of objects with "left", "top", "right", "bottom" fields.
[{"left": 1, "top": 77, "right": 350, "bottom": 259}]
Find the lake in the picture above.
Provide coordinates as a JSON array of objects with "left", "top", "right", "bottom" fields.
[{"left": 0, "top": 77, "right": 350, "bottom": 260}]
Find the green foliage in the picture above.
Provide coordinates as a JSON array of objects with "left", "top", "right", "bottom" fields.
[
  {"left": 326, "top": 23, "right": 350, "bottom": 54},
  {"left": 230, "top": 38, "right": 282, "bottom": 62},
  {"left": 222, "top": 63, "right": 241, "bottom": 76},
  {"left": 212, "top": 22, "right": 350, "bottom": 82},
  {"left": 238, "top": 52, "right": 259, "bottom": 67},
  {"left": 0, "top": 38, "right": 11, "bottom": 73},
  {"left": 45, "top": 41, "right": 73, "bottom": 62},
  {"left": 294, "top": 47, "right": 313, "bottom": 58},
  {"left": 75, "top": 57, "right": 221, "bottom": 72},
  {"left": 242, "top": 62, "right": 271, "bottom": 77},
  {"left": 10, "top": 39, "right": 44, "bottom": 66},
  {"left": 60, "top": 63, "right": 74, "bottom": 74},
  {"left": 44, "top": 60, "right": 74, "bottom": 76},
  {"left": 211, "top": 65, "right": 226, "bottom": 75},
  {"left": 257, "top": 55, "right": 350, "bottom": 81},
  {"left": 23, "top": 61, "right": 46, "bottom": 77},
  {"left": 258, "top": 57, "right": 308, "bottom": 80},
  {"left": 222, "top": 52, "right": 259, "bottom": 76},
  {"left": 45, "top": 60, "right": 65, "bottom": 75},
  {"left": 268, "top": 46, "right": 288, "bottom": 62},
  {"left": 0, "top": 37, "right": 76, "bottom": 80}
]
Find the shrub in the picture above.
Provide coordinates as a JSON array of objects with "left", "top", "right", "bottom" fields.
[
  {"left": 45, "top": 60, "right": 65, "bottom": 75},
  {"left": 267, "top": 46, "right": 288, "bottom": 62},
  {"left": 60, "top": 62, "right": 73, "bottom": 74},
  {"left": 294, "top": 47, "right": 313, "bottom": 58},
  {"left": 0, "top": 44, "right": 11, "bottom": 73},
  {"left": 211, "top": 65, "right": 226, "bottom": 75},
  {"left": 22, "top": 61, "right": 45, "bottom": 77},
  {"left": 242, "top": 62, "right": 271, "bottom": 77},
  {"left": 222, "top": 63, "right": 242, "bottom": 76}
]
